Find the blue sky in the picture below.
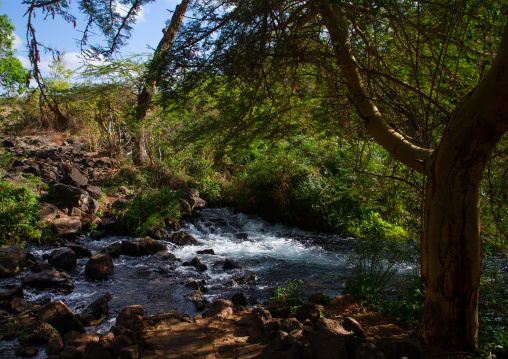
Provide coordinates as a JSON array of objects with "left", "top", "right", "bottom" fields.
[{"left": 1, "top": 0, "right": 182, "bottom": 77}]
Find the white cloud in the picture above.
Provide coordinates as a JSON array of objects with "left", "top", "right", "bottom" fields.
[
  {"left": 12, "top": 32, "right": 23, "bottom": 52},
  {"left": 115, "top": 2, "right": 147, "bottom": 22}
]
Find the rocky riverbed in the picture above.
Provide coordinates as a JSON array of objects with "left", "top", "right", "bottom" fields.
[{"left": 0, "top": 134, "right": 425, "bottom": 358}]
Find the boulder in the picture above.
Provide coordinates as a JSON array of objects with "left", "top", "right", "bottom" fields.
[
  {"left": 233, "top": 273, "right": 256, "bottom": 285},
  {"left": 102, "top": 242, "right": 122, "bottom": 258},
  {"left": 37, "top": 300, "right": 86, "bottom": 334},
  {"left": 31, "top": 261, "right": 53, "bottom": 273},
  {"left": 65, "top": 244, "right": 92, "bottom": 259},
  {"left": 22, "top": 270, "right": 74, "bottom": 289},
  {"left": 296, "top": 302, "right": 322, "bottom": 323},
  {"left": 39, "top": 203, "right": 61, "bottom": 221},
  {"left": 223, "top": 258, "right": 241, "bottom": 270},
  {"left": 0, "top": 285, "right": 24, "bottom": 301},
  {"left": 62, "top": 167, "right": 88, "bottom": 187},
  {"left": 85, "top": 253, "right": 114, "bottom": 279},
  {"left": 343, "top": 316, "right": 366, "bottom": 338},
  {"left": 170, "top": 231, "right": 197, "bottom": 246},
  {"left": 29, "top": 320, "right": 61, "bottom": 345},
  {"left": 0, "top": 248, "right": 27, "bottom": 277},
  {"left": 46, "top": 333, "right": 64, "bottom": 356},
  {"left": 308, "top": 328, "right": 348, "bottom": 359},
  {"left": 48, "top": 184, "right": 97, "bottom": 214},
  {"left": 98, "top": 218, "right": 119, "bottom": 234},
  {"left": 197, "top": 249, "right": 215, "bottom": 255},
  {"left": 111, "top": 335, "right": 133, "bottom": 357},
  {"left": 122, "top": 240, "right": 141, "bottom": 256},
  {"left": 231, "top": 292, "right": 248, "bottom": 307},
  {"left": 48, "top": 247, "right": 77, "bottom": 270},
  {"left": 140, "top": 237, "right": 165, "bottom": 255},
  {"left": 83, "top": 185, "right": 103, "bottom": 200},
  {"left": 186, "top": 257, "right": 207, "bottom": 272},
  {"left": 51, "top": 217, "right": 82, "bottom": 236},
  {"left": 83, "top": 341, "right": 112, "bottom": 359},
  {"left": 115, "top": 305, "right": 144, "bottom": 344},
  {"left": 313, "top": 317, "right": 350, "bottom": 335},
  {"left": 281, "top": 318, "right": 303, "bottom": 333},
  {"left": 187, "top": 188, "right": 206, "bottom": 209},
  {"left": 79, "top": 294, "right": 112, "bottom": 327},
  {"left": 11, "top": 297, "right": 34, "bottom": 313},
  {"left": 204, "top": 299, "right": 234, "bottom": 319}
]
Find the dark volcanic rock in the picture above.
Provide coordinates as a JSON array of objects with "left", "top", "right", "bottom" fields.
[
  {"left": 170, "top": 231, "right": 197, "bottom": 246},
  {"left": 51, "top": 217, "right": 82, "bottom": 236},
  {"left": 102, "top": 242, "right": 122, "bottom": 258},
  {"left": 62, "top": 167, "right": 88, "bottom": 187},
  {"left": 197, "top": 249, "right": 215, "bottom": 255},
  {"left": 140, "top": 237, "right": 166, "bottom": 254},
  {"left": 83, "top": 184, "right": 103, "bottom": 200},
  {"left": 85, "top": 253, "right": 114, "bottom": 279},
  {"left": 37, "top": 300, "right": 86, "bottom": 334},
  {"left": 48, "top": 247, "right": 77, "bottom": 270},
  {"left": 231, "top": 292, "right": 248, "bottom": 307},
  {"left": 22, "top": 270, "right": 74, "bottom": 289},
  {"left": 0, "top": 285, "right": 24, "bottom": 301},
  {"left": 184, "top": 257, "right": 207, "bottom": 272},
  {"left": 79, "top": 293, "right": 113, "bottom": 326},
  {"left": 65, "top": 244, "right": 92, "bottom": 259},
  {"left": 121, "top": 240, "right": 141, "bottom": 256},
  {"left": 31, "top": 261, "right": 53, "bottom": 272},
  {"left": 223, "top": 258, "right": 241, "bottom": 270},
  {"left": 0, "top": 248, "right": 27, "bottom": 277}
]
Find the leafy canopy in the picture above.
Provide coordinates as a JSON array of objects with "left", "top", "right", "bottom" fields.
[{"left": 0, "top": 9, "right": 27, "bottom": 95}]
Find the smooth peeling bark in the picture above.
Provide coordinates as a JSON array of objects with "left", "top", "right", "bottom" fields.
[
  {"left": 320, "top": 0, "right": 508, "bottom": 350},
  {"left": 319, "top": 2, "right": 433, "bottom": 174},
  {"left": 422, "top": 22, "right": 508, "bottom": 349}
]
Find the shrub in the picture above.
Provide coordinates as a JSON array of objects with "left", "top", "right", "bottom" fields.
[
  {"left": 115, "top": 188, "right": 182, "bottom": 237},
  {"left": 270, "top": 279, "right": 304, "bottom": 309},
  {"left": 0, "top": 181, "right": 43, "bottom": 243}
]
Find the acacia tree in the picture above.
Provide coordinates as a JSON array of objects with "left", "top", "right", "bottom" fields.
[
  {"left": 0, "top": 12, "right": 27, "bottom": 98},
  {"left": 161, "top": 0, "right": 508, "bottom": 350},
  {"left": 22, "top": 0, "right": 155, "bottom": 128}
]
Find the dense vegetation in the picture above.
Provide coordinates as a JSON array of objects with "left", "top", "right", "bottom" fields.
[{"left": 1, "top": 0, "right": 508, "bottom": 356}]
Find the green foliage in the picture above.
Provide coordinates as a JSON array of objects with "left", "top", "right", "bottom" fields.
[
  {"left": 0, "top": 181, "right": 43, "bottom": 244},
  {"left": 115, "top": 188, "right": 181, "bottom": 237},
  {"left": 478, "top": 244, "right": 508, "bottom": 355},
  {"left": 0, "top": 12, "right": 27, "bottom": 96},
  {"left": 349, "top": 212, "right": 409, "bottom": 241},
  {"left": 270, "top": 279, "right": 304, "bottom": 309},
  {"left": 344, "top": 227, "right": 421, "bottom": 326}
]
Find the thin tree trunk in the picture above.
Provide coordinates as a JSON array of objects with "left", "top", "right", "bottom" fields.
[{"left": 133, "top": 0, "right": 189, "bottom": 165}]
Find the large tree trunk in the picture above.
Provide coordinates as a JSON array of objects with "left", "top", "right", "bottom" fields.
[
  {"left": 320, "top": 1, "right": 508, "bottom": 350},
  {"left": 133, "top": 0, "right": 189, "bottom": 165},
  {"left": 422, "top": 22, "right": 508, "bottom": 348}
]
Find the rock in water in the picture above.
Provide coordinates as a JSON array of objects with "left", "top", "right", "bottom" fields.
[
  {"left": 85, "top": 253, "right": 114, "bottom": 279},
  {"left": 140, "top": 237, "right": 165, "bottom": 254},
  {"left": 22, "top": 270, "right": 74, "bottom": 289},
  {"left": 170, "top": 231, "right": 197, "bottom": 246},
  {"left": 0, "top": 249, "right": 27, "bottom": 277},
  {"left": 79, "top": 293, "right": 113, "bottom": 326},
  {"left": 48, "top": 247, "right": 77, "bottom": 270},
  {"left": 37, "top": 300, "right": 86, "bottom": 334}
]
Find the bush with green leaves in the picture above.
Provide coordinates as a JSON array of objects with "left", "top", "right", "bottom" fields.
[
  {"left": 0, "top": 181, "right": 43, "bottom": 244},
  {"left": 115, "top": 188, "right": 182, "bottom": 237},
  {"left": 270, "top": 279, "right": 304, "bottom": 309}
]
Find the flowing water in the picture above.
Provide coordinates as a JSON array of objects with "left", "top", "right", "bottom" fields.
[{"left": 2, "top": 208, "right": 354, "bottom": 334}]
